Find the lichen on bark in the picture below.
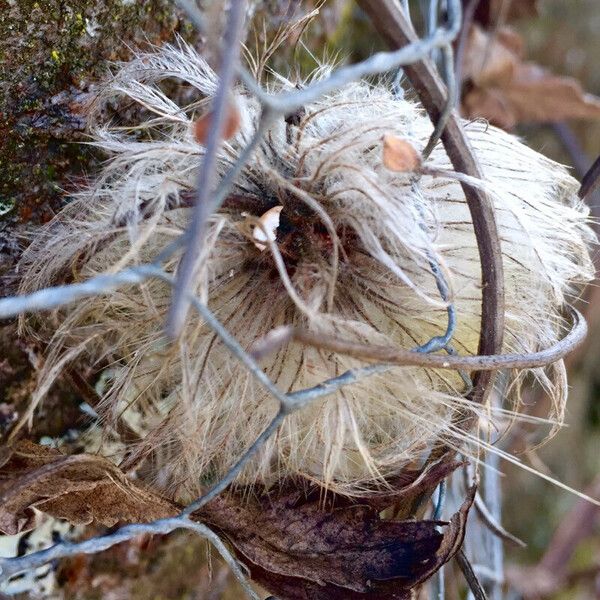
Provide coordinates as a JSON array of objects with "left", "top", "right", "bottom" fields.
[
  {"left": 0, "top": 0, "right": 187, "bottom": 275},
  {"left": 0, "top": 0, "right": 188, "bottom": 457}
]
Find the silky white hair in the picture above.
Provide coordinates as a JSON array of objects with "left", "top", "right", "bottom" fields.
[{"left": 18, "top": 41, "right": 594, "bottom": 500}]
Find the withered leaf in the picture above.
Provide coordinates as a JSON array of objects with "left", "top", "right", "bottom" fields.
[
  {"left": 461, "top": 25, "right": 600, "bottom": 129},
  {"left": 382, "top": 135, "right": 421, "bottom": 172},
  {"left": 460, "top": 25, "right": 519, "bottom": 88},
  {"left": 201, "top": 479, "right": 475, "bottom": 599},
  {"left": 0, "top": 441, "right": 178, "bottom": 535},
  {"left": 0, "top": 441, "right": 471, "bottom": 599}
]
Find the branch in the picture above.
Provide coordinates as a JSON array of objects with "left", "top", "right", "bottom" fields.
[
  {"left": 357, "top": 0, "right": 505, "bottom": 411},
  {"left": 250, "top": 307, "right": 585, "bottom": 372},
  {"left": 579, "top": 153, "right": 600, "bottom": 202},
  {"left": 456, "top": 549, "right": 489, "bottom": 600},
  {"left": 474, "top": 491, "right": 526, "bottom": 548}
]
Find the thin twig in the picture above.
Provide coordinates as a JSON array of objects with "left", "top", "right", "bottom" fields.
[
  {"left": 456, "top": 549, "right": 489, "bottom": 600},
  {"left": 250, "top": 306, "right": 585, "bottom": 372},
  {"left": 551, "top": 122, "right": 590, "bottom": 178},
  {"left": 474, "top": 491, "right": 526, "bottom": 548},
  {"left": 579, "top": 153, "right": 600, "bottom": 202}
]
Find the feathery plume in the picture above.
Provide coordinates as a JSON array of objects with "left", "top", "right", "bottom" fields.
[{"left": 18, "top": 41, "right": 595, "bottom": 500}]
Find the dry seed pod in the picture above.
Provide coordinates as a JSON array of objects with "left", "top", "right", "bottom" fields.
[{"left": 18, "top": 41, "right": 595, "bottom": 501}]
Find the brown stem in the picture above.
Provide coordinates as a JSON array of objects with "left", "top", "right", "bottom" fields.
[
  {"left": 252, "top": 306, "right": 584, "bottom": 372},
  {"left": 456, "top": 549, "right": 489, "bottom": 600},
  {"left": 580, "top": 153, "right": 600, "bottom": 202},
  {"left": 356, "top": 0, "right": 505, "bottom": 409}
]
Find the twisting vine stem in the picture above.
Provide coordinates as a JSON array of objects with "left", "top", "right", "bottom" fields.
[{"left": 356, "top": 0, "right": 505, "bottom": 410}]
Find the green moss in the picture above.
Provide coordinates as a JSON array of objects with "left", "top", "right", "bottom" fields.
[{"left": 0, "top": 0, "right": 185, "bottom": 235}]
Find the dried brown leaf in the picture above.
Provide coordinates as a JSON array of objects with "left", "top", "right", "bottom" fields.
[
  {"left": 382, "top": 135, "right": 421, "bottom": 172},
  {"left": 461, "top": 25, "right": 517, "bottom": 87},
  {"left": 461, "top": 25, "right": 600, "bottom": 128},
  {"left": 496, "top": 27, "right": 525, "bottom": 57},
  {"left": 201, "top": 478, "right": 475, "bottom": 599},
  {"left": 0, "top": 440, "right": 469, "bottom": 598},
  {"left": 505, "top": 63, "right": 600, "bottom": 122},
  {"left": 463, "top": 87, "right": 517, "bottom": 130},
  {"left": 0, "top": 441, "right": 178, "bottom": 535}
]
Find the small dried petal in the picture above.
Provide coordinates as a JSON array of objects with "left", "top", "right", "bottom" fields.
[
  {"left": 382, "top": 135, "right": 421, "bottom": 172},
  {"left": 253, "top": 206, "right": 283, "bottom": 251},
  {"left": 193, "top": 102, "right": 241, "bottom": 144}
]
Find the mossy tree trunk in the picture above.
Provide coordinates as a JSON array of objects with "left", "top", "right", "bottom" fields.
[{"left": 0, "top": 0, "right": 187, "bottom": 438}]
